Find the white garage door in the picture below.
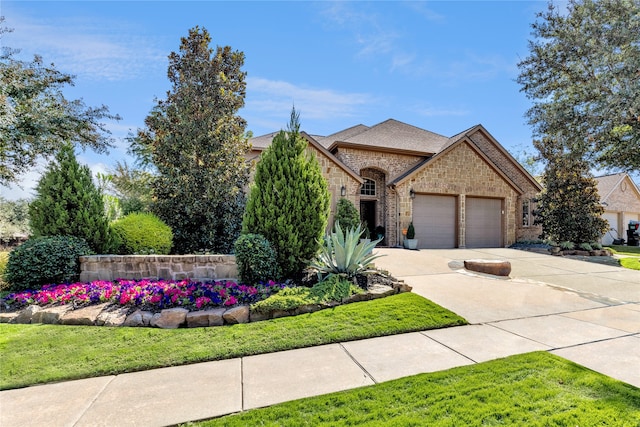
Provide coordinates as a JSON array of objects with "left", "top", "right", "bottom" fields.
[
  {"left": 412, "top": 195, "right": 457, "bottom": 248},
  {"left": 601, "top": 212, "right": 619, "bottom": 245},
  {"left": 466, "top": 197, "right": 502, "bottom": 248}
]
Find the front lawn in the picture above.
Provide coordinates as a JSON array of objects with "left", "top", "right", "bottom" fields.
[
  {"left": 608, "top": 245, "right": 640, "bottom": 270},
  {"left": 189, "top": 352, "right": 640, "bottom": 426},
  {"left": 608, "top": 245, "right": 640, "bottom": 256},
  {"left": 0, "top": 292, "right": 466, "bottom": 390}
]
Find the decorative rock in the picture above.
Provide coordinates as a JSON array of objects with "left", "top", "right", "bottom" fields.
[
  {"left": 393, "top": 282, "right": 413, "bottom": 293},
  {"left": 294, "top": 304, "right": 324, "bottom": 315},
  {"left": 223, "top": 305, "right": 249, "bottom": 324},
  {"left": 14, "top": 305, "right": 42, "bottom": 324},
  {"left": 249, "top": 309, "right": 271, "bottom": 322},
  {"left": 123, "top": 310, "right": 155, "bottom": 327},
  {"left": 0, "top": 312, "right": 18, "bottom": 323},
  {"left": 96, "top": 306, "right": 130, "bottom": 327},
  {"left": 464, "top": 259, "right": 511, "bottom": 277},
  {"left": 186, "top": 308, "right": 226, "bottom": 328},
  {"left": 60, "top": 303, "right": 110, "bottom": 326},
  {"left": 367, "top": 284, "right": 397, "bottom": 299},
  {"left": 32, "top": 305, "right": 72, "bottom": 324},
  {"left": 150, "top": 307, "right": 188, "bottom": 329},
  {"left": 271, "top": 309, "right": 293, "bottom": 319}
]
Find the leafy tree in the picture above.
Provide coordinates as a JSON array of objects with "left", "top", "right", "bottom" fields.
[
  {"left": 102, "top": 161, "right": 153, "bottom": 215},
  {"left": 28, "top": 143, "right": 116, "bottom": 253},
  {"left": 130, "top": 26, "right": 250, "bottom": 254},
  {"left": 517, "top": 0, "right": 640, "bottom": 172},
  {"left": 0, "top": 17, "right": 120, "bottom": 185},
  {"left": 535, "top": 153, "right": 608, "bottom": 244},
  {"left": 242, "top": 109, "right": 330, "bottom": 279},
  {"left": 0, "top": 197, "right": 30, "bottom": 244}
]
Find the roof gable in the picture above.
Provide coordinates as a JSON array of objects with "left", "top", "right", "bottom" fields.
[{"left": 595, "top": 173, "right": 640, "bottom": 203}]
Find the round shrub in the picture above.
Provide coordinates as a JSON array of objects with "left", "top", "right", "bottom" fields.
[
  {"left": 4, "top": 236, "right": 94, "bottom": 291},
  {"left": 235, "top": 234, "right": 280, "bottom": 285},
  {"left": 111, "top": 213, "right": 173, "bottom": 255}
]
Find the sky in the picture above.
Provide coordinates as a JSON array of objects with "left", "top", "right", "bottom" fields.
[{"left": 0, "top": 0, "right": 599, "bottom": 200}]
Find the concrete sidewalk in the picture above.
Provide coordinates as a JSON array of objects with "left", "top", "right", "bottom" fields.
[{"left": 2, "top": 248, "right": 639, "bottom": 426}]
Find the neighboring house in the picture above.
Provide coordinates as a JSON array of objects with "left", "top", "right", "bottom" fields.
[
  {"left": 249, "top": 119, "right": 542, "bottom": 249},
  {"left": 595, "top": 173, "right": 640, "bottom": 245}
]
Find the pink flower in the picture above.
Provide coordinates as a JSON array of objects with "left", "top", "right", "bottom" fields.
[
  {"left": 196, "top": 296, "right": 211, "bottom": 309},
  {"left": 224, "top": 296, "right": 237, "bottom": 306}
]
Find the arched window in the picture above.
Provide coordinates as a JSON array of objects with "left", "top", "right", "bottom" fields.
[{"left": 360, "top": 178, "right": 376, "bottom": 196}]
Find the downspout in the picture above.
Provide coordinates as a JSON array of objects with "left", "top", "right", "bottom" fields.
[{"left": 391, "top": 184, "right": 399, "bottom": 247}]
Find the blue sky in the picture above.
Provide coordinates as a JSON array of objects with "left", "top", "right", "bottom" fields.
[{"left": 3, "top": 1, "right": 561, "bottom": 199}]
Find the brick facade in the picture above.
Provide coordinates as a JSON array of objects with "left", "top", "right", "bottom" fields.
[{"left": 394, "top": 142, "right": 519, "bottom": 247}]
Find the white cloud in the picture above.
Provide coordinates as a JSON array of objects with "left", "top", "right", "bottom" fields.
[
  {"left": 4, "top": 14, "right": 165, "bottom": 81},
  {"left": 246, "top": 77, "right": 376, "bottom": 122}
]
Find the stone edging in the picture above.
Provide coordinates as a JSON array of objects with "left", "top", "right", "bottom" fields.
[{"left": 0, "top": 282, "right": 412, "bottom": 329}]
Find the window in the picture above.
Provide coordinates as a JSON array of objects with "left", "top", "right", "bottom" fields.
[
  {"left": 360, "top": 179, "right": 376, "bottom": 196},
  {"left": 522, "top": 199, "right": 532, "bottom": 227}
]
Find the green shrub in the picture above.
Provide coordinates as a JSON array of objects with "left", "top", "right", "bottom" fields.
[
  {"left": 590, "top": 242, "right": 603, "bottom": 250},
  {"left": 310, "top": 275, "right": 362, "bottom": 303},
  {"left": 251, "top": 287, "right": 314, "bottom": 313},
  {"left": 559, "top": 241, "right": 575, "bottom": 250},
  {"left": 111, "top": 213, "right": 173, "bottom": 255},
  {"left": 578, "top": 242, "right": 593, "bottom": 251},
  {"left": 4, "top": 236, "right": 94, "bottom": 291},
  {"left": 309, "top": 222, "right": 383, "bottom": 281},
  {"left": 0, "top": 251, "right": 9, "bottom": 291},
  {"left": 335, "top": 199, "right": 360, "bottom": 232},
  {"left": 234, "top": 234, "right": 280, "bottom": 284},
  {"left": 406, "top": 222, "right": 416, "bottom": 239}
]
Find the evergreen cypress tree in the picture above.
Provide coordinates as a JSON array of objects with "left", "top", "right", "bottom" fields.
[
  {"left": 243, "top": 109, "right": 330, "bottom": 279},
  {"left": 29, "top": 143, "right": 115, "bottom": 253}
]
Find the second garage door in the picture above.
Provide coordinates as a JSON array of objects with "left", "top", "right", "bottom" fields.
[
  {"left": 466, "top": 197, "right": 503, "bottom": 248},
  {"left": 412, "top": 195, "right": 457, "bottom": 249}
]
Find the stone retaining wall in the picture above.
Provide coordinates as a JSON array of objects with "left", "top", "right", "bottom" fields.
[{"left": 79, "top": 255, "right": 238, "bottom": 282}]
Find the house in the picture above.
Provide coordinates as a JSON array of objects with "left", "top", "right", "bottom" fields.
[
  {"left": 595, "top": 173, "right": 640, "bottom": 245},
  {"left": 249, "top": 119, "right": 543, "bottom": 249}
]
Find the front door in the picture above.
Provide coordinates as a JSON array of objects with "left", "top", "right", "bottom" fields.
[{"left": 360, "top": 200, "right": 376, "bottom": 235}]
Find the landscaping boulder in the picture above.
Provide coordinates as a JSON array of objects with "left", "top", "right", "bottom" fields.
[
  {"left": 14, "top": 305, "right": 42, "bottom": 324},
  {"left": 32, "top": 305, "right": 72, "bottom": 324},
  {"left": 0, "top": 312, "right": 18, "bottom": 323},
  {"left": 124, "top": 310, "right": 154, "bottom": 327},
  {"left": 60, "top": 303, "right": 110, "bottom": 326},
  {"left": 464, "top": 259, "right": 511, "bottom": 277},
  {"left": 223, "top": 305, "right": 249, "bottom": 324},
  {"left": 151, "top": 307, "right": 188, "bottom": 329},
  {"left": 249, "top": 309, "right": 271, "bottom": 322},
  {"left": 186, "top": 308, "right": 226, "bottom": 328},
  {"left": 96, "top": 306, "right": 130, "bottom": 327}
]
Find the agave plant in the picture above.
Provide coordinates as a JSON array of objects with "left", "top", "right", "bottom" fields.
[{"left": 309, "top": 222, "right": 384, "bottom": 281}]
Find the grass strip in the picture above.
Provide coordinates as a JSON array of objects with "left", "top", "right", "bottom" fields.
[
  {"left": 189, "top": 352, "right": 640, "bottom": 426},
  {"left": 620, "top": 257, "right": 640, "bottom": 270},
  {"left": 0, "top": 293, "right": 466, "bottom": 390},
  {"left": 608, "top": 245, "right": 640, "bottom": 256}
]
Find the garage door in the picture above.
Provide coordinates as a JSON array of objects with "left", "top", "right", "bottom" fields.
[
  {"left": 412, "top": 195, "right": 456, "bottom": 248},
  {"left": 466, "top": 197, "right": 502, "bottom": 248},
  {"left": 601, "top": 212, "right": 619, "bottom": 245}
]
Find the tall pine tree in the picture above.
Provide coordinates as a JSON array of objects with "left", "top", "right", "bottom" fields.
[
  {"left": 243, "top": 109, "right": 330, "bottom": 279},
  {"left": 131, "top": 27, "right": 250, "bottom": 254},
  {"left": 29, "top": 143, "right": 115, "bottom": 253}
]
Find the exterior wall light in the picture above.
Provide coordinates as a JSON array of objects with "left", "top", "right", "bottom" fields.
[
  {"left": 409, "top": 188, "right": 415, "bottom": 199},
  {"left": 340, "top": 185, "right": 346, "bottom": 197}
]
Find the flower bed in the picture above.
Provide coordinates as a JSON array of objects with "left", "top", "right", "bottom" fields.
[{"left": 1, "top": 279, "right": 287, "bottom": 313}]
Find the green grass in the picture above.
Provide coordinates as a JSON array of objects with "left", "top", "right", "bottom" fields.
[
  {"left": 0, "top": 293, "right": 466, "bottom": 390},
  {"left": 607, "top": 245, "right": 640, "bottom": 270},
  {"left": 620, "top": 257, "right": 640, "bottom": 270},
  {"left": 188, "top": 352, "right": 640, "bottom": 427},
  {"left": 608, "top": 245, "right": 640, "bottom": 256}
]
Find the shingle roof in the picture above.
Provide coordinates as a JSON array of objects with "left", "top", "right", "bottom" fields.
[
  {"left": 316, "top": 124, "right": 369, "bottom": 148},
  {"left": 595, "top": 173, "right": 627, "bottom": 202},
  {"left": 329, "top": 119, "right": 449, "bottom": 154}
]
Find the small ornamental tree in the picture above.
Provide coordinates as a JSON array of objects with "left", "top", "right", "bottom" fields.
[
  {"left": 28, "top": 143, "right": 116, "bottom": 253},
  {"left": 335, "top": 198, "right": 360, "bottom": 232},
  {"left": 242, "top": 109, "right": 330, "bottom": 279},
  {"left": 535, "top": 153, "right": 608, "bottom": 244}
]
